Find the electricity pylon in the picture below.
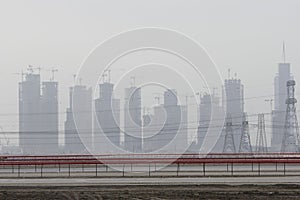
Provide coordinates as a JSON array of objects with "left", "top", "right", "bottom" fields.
[
  {"left": 223, "top": 115, "right": 236, "bottom": 153},
  {"left": 281, "top": 80, "right": 300, "bottom": 152},
  {"left": 239, "top": 114, "right": 252, "bottom": 153},
  {"left": 256, "top": 114, "right": 268, "bottom": 152}
]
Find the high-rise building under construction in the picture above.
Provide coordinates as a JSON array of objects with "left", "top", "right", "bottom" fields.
[
  {"left": 223, "top": 77, "right": 245, "bottom": 151},
  {"left": 94, "top": 79, "right": 121, "bottom": 148},
  {"left": 211, "top": 75, "right": 245, "bottom": 153},
  {"left": 197, "top": 92, "right": 223, "bottom": 150},
  {"left": 143, "top": 89, "right": 187, "bottom": 153},
  {"left": 64, "top": 84, "right": 92, "bottom": 153},
  {"left": 124, "top": 82, "right": 142, "bottom": 152},
  {"left": 19, "top": 68, "right": 59, "bottom": 154}
]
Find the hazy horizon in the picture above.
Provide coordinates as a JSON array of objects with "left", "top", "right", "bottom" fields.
[{"left": 0, "top": 0, "right": 300, "bottom": 147}]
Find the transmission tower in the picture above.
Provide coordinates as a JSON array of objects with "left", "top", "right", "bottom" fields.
[
  {"left": 223, "top": 115, "right": 236, "bottom": 153},
  {"left": 239, "top": 114, "right": 252, "bottom": 153},
  {"left": 256, "top": 114, "right": 268, "bottom": 152},
  {"left": 281, "top": 80, "right": 300, "bottom": 152}
]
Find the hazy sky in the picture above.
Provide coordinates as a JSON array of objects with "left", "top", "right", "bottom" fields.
[{"left": 0, "top": 0, "right": 300, "bottom": 136}]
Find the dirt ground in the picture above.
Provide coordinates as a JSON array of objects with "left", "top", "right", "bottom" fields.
[{"left": 1, "top": 184, "right": 300, "bottom": 199}]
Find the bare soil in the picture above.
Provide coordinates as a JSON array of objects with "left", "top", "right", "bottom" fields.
[{"left": 1, "top": 184, "right": 300, "bottom": 199}]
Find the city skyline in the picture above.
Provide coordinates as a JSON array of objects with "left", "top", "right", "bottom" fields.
[
  {"left": 1, "top": 1, "right": 300, "bottom": 135},
  {"left": 2, "top": 1, "right": 300, "bottom": 198},
  {"left": 0, "top": 1, "right": 300, "bottom": 153},
  {"left": 12, "top": 55, "right": 298, "bottom": 154}
]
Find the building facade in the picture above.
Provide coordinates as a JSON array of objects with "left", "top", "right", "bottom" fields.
[
  {"left": 19, "top": 71, "right": 59, "bottom": 154},
  {"left": 64, "top": 85, "right": 92, "bottom": 153},
  {"left": 143, "top": 89, "right": 187, "bottom": 153},
  {"left": 272, "top": 62, "right": 292, "bottom": 151},
  {"left": 94, "top": 82, "right": 120, "bottom": 148},
  {"left": 124, "top": 86, "right": 142, "bottom": 152},
  {"left": 196, "top": 93, "right": 223, "bottom": 151}
]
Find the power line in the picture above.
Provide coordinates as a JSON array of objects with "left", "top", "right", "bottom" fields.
[{"left": 1, "top": 92, "right": 299, "bottom": 117}]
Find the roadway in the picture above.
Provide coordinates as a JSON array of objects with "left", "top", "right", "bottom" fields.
[{"left": 2, "top": 176, "right": 300, "bottom": 186}]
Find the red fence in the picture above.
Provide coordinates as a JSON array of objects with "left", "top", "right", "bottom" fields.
[{"left": 1, "top": 153, "right": 300, "bottom": 166}]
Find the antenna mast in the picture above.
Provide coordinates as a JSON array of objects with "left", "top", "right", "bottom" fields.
[{"left": 282, "top": 41, "right": 286, "bottom": 63}]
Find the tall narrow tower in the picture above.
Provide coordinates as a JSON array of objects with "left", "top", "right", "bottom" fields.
[
  {"left": 223, "top": 115, "right": 236, "bottom": 153},
  {"left": 40, "top": 81, "right": 59, "bottom": 153},
  {"left": 19, "top": 70, "right": 41, "bottom": 154},
  {"left": 65, "top": 84, "right": 92, "bottom": 153},
  {"left": 256, "top": 114, "right": 268, "bottom": 153},
  {"left": 124, "top": 79, "right": 142, "bottom": 152},
  {"left": 281, "top": 80, "right": 299, "bottom": 152},
  {"left": 94, "top": 72, "right": 120, "bottom": 148},
  {"left": 272, "top": 43, "right": 292, "bottom": 151},
  {"left": 223, "top": 76, "right": 244, "bottom": 150},
  {"left": 19, "top": 66, "right": 59, "bottom": 154},
  {"left": 197, "top": 93, "right": 222, "bottom": 149},
  {"left": 239, "top": 114, "right": 252, "bottom": 153},
  {"left": 163, "top": 89, "right": 186, "bottom": 153}
]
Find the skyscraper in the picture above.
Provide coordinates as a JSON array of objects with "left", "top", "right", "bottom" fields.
[
  {"left": 272, "top": 45, "right": 292, "bottom": 151},
  {"left": 94, "top": 81, "right": 120, "bottom": 148},
  {"left": 143, "top": 89, "right": 187, "bottom": 153},
  {"left": 197, "top": 92, "right": 223, "bottom": 150},
  {"left": 143, "top": 104, "right": 165, "bottom": 152},
  {"left": 40, "top": 81, "right": 59, "bottom": 153},
  {"left": 222, "top": 77, "right": 245, "bottom": 151},
  {"left": 212, "top": 75, "right": 245, "bottom": 152},
  {"left": 19, "top": 71, "right": 41, "bottom": 154},
  {"left": 19, "top": 67, "right": 59, "bottom": 154},
  {"left": 163, "top": 89, "right": 188, "bottom": 152},
  {"left": 64, "top": 84, "right": 92, "bottom": 153},
  {"left": 124, "top": 83, "right": 142, "bottom": 152}
]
